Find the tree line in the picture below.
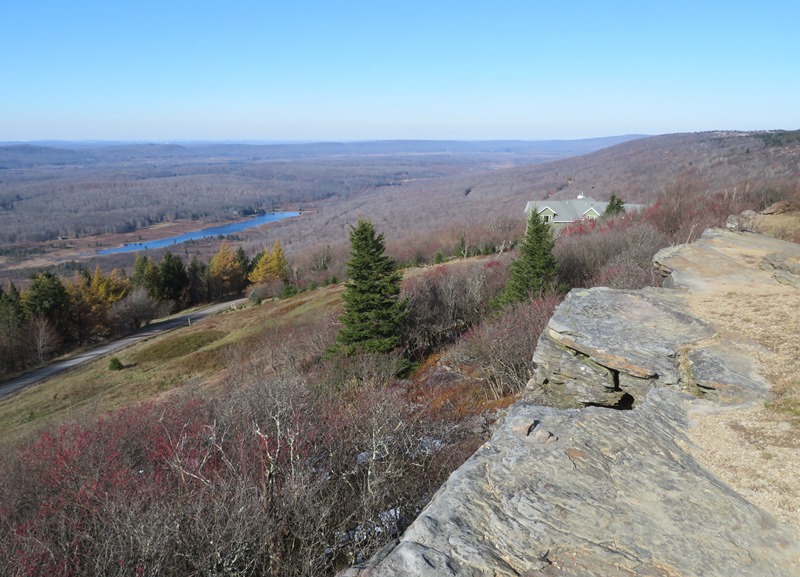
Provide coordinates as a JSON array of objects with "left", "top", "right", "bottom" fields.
[{"left": 0, "top": 240, "right": 293, "bottom": 378}]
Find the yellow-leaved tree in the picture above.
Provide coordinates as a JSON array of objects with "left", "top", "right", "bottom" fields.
[
  {"left": 210, "top": 241, "right": 247, "bottom": 299},
  {"left": 248, "top": 240, "right": 289, "bottom": 284}
]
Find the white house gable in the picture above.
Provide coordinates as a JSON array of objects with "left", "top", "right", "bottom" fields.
[{"left": 525, "top": 193, "right": 645, "bottom": 230}]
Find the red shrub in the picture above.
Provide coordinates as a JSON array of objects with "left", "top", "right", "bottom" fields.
[
  {"left": 1, "top": 373, "right": 475, "bottom": 576},
  {"left": 452, "top": 293, "right": 562, "bottom": 399}
]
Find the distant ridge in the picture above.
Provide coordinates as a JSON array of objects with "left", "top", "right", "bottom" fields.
[
  {"left": 0, "top": 136, "right": 647, "bottom": 168},
  {"left": 290, "top": 130, "right": 800, "bottom": 258},
  {"left": 388, "top": 130, "right": 800, "bottom": 207}
]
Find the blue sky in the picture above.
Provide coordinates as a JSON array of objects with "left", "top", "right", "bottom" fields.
[{"left": 1, "top": 1, "right": 798, "bottom": 141}]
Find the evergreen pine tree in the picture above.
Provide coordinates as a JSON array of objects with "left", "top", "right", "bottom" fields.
[
  {"left": 234, "top": 247, "right": 251, "bottom": 275},
  {"left": 337, "top": 218, "right": 406, "bottom": 354},
  {"left": 131, "top": 255, "right": 161, "bottom": 298},
  {"left": 496, "top": 210, "right": 559, "bottom": 307},
  {"left": 24, "top": 271, "right": 71, "bottom": 340},
  {"left": 0, "top": 282, "right": 26, "bottom": 371},
  {"left": 159, "top": 251, "right": 188, "bottom": 305},
  {"left": 603, "top": 192, "right": 626, "bottom": 216},
  {"left": 186, "top": 257, "right": 209, "bottom": 306}
]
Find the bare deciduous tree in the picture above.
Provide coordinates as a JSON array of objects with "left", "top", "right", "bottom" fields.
[
  {"left": 28, "top": 315, "right": 61, "bottom": 364},
  {"left": 108, "top": 287, "right": 158, "bottom": 331}
]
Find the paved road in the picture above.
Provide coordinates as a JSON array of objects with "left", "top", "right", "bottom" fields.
[{"left": 0, "top": 299, "right": 246, "bottom": 399}]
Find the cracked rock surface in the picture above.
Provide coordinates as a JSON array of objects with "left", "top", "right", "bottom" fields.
[
  {"left": 342, "top": 229, "right": 800, "bottom": 576},
  {"left": 345, "top": 390, "right": 799, "bottom": 576}
]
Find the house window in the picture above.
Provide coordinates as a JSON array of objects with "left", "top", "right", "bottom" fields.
[{"left": 543, "top": 215, "right": 551, "bottom": 223}]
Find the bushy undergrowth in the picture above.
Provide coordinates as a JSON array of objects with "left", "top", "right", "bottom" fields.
[
  {"left": 642, "top": 181, "right": 789, "bottom": 245},
  {"left": 555, "top": 219, "right": 669, "bottom": 289},
  {"left": 553, "top": 180, "right": 795, "bottom": 291},
  {"left": 0, "top": 376, "right": 477, "bottom": 577},
  {"left": 451, "top": 293, "right": 562, "bottom": 399},
  {"left": 402, "top": 259, "right": 508, "bottom": 359}
]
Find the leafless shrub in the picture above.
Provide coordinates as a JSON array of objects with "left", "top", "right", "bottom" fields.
[
  {"left": 642, "top": 179, "right": 791, "bottom": 245},
  {"left": 403, "top": 260, "right": 508, "bottom": 358},
  {"left": 156, "top": 298, "right": 176, "bottom": 317},
  {"left": 308, "top": 245, "right": 333, "bottom": 273},
  {"left": 593, "top": 223, "right": 669, "bottom": 289},
  {"left": 248, "top": 279, "right": 285, "bottom": 303},
  {"left": 592, "top": 254, "right": 661, "bottom": 289},
  {"left": 555, "top": 220, "right": 668, "bottom": 289},
  {"left": 108, "top": 286, "right": 159, "bottom": 331},
  {"left": 0, "top": 373, "right": 472, "bottom": 577},
  {"left": 452, "top": 293, "right": 562, "bottom": 399},
  {"left": 311, "top": 350, "right": 407, "bottom": 393}
]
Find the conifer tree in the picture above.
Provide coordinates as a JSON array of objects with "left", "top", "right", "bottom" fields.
[
  {"left": 77, "top": 266, "right": 127, "bottom": 341},
  {"left": 267, "top": 239, "right": 290, "bottom": 283},
  {"left": 248, "top": 240, "right": 290, "bottom": 285},
  {"left": 209, "top": 241, "right": 247, "bottom": 299},
  {"left": 248, "top": 248, "right": 273, "bottom": 284},
  {"left": 0, "top": 282, "right": 25, "bottom": 371},
  {"left": 496, "top": 210, "right": 559, "bottom": 307},
  {"left": 24, "top": 271, "right": 71, "bottom": 341},
  {"left": 604, "top": 192, "right": 626, "bottom": 216},
  {"left": 234, "top": 247, "right": 251, "bottom": 276},
  {"left": 68, "top": 270, "right": 102, "bottom": 345},
  {"left": 337, "top": 218, "right": 406, "bottom": 354},
  {"left": 186, "top": 257, "right": 210, "bottom": 306},
  {"left": 131, "top": 255, "right": 161, "bottom": 298},
  {"left": 158, "top": 251, "right": 188, "bottom": 305}
]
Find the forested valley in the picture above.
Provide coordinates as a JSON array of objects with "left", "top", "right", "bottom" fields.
[{"left": 0, "top": 131, "right": 799, "bottom": 576}]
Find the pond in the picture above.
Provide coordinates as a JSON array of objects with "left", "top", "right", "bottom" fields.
[{"left": 98, "top": 211, "right": 300, "bottom": 255}]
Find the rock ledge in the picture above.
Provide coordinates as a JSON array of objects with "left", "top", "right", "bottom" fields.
[{"left": 343, "top": 230, "right": 800, "bottom": 577}]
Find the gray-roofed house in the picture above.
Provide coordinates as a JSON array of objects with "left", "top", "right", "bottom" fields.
[{"left": 525, "top": 193, "right": 643, "bottom": 231}]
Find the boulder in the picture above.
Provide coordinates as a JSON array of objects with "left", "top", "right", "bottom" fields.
[
  {"left": 726, "top": 209, "right": 758, "bottom": 231},
  {"left": 528, "top": 287, "right": 725, "bottom": 408}
]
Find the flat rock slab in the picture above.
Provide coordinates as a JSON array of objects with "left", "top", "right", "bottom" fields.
[
  {"left": 346, "top": 389, "right": 800, "bottom": 576},
  {"left": 542, "top": 287, "right": 713, "bottom": 384},
  {"left": 654, "top": 229, "right": 800, "bottom": 292},
  {"left": 528, "top": 285, "right": 767, "bottom": 408}
]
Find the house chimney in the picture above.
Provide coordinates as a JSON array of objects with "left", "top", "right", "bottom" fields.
[{"left": 577, "top": 192, "right": 584, "bottom": 199}]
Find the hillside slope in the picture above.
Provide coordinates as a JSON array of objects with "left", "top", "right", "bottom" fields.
[
  {"left": 345, "top": 226, "right": 800, "bottom": 576},
  {"left": 246, "top": 131, "right": 800, "bottom": 258}
]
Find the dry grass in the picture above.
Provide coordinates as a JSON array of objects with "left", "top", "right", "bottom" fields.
[
  {"left": 683, "top": 218, "right": 800, "bottom": 531},
  {"left": 754, "top": 210, "right": 800, "bottom": 243},
  {"left": 131, "top": 329, "right": 227, "bottom": 363},
  {"left": 689, "top": 287, "right": 800, "bottom": 407},
  {"left": 0, "top": 284, "right": 346, "bottom": 440}
]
